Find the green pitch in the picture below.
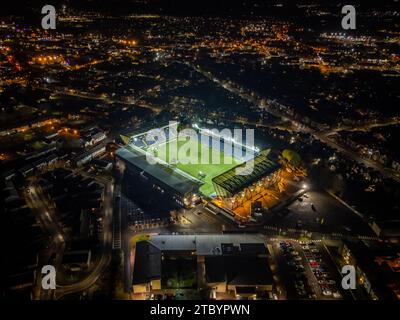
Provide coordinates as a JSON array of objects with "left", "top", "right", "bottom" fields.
[{"left": 147, "top": 138, "right": 240, "bottom": 197}]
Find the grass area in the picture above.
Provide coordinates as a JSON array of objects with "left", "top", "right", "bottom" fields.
[
  {"left": 147, "top": 138, "right": 239, "bottom": 197},
  {"left": 161, "top": 256, "right": 197, "bottom": 289}
]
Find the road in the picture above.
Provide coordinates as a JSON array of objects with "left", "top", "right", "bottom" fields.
[
  {"left": 323, "top": 116, "right": 400, "bottom": 135},
  {"left": 36, "top": 85, "right": 162, "bottom": 113},
  {"left": 55, "top": 179, "right": 114, "bottom": 299},
  {"left": 24, "top": 181, "right": 66, "bottom": 300},
  {"left": 315, "top": 131, "right": 400, "bottom": 182},
  {"left": 186, "top": 62, "right": 400, "bottom": 183},
  {"left": 267, "top": 190, "right": 374, "bottom": 238}
]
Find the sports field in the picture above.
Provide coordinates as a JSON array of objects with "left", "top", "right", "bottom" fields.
[{"left": 147, "top": 138, "right": 240, "bottom": 197}]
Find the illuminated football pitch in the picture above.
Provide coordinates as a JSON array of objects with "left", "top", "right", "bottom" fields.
[{"left": 147, "top": 138, "right": 241, "bottom": 197}]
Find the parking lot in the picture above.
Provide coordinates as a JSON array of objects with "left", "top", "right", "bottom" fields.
[
  {"left": 269, "top": 190, "right": 374, "bottom": 237},
  {"left": 129, "top": 216, "right": 179, "bottom": 231},
  {"left": 271, "top": 239, "right": 347, "bottom": 300}
]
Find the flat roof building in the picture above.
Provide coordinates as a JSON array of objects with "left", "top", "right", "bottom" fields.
[
  {"left": 132, "top": 234, "right": 274, "bottom": 299},
  {"left": 116, "top": 146, "right": 200, "bottom": 208}
]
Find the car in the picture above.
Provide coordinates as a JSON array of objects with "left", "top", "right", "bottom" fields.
[
  {"left": 333, "top": 291, "right": 342, "bottom": 299},
  {"left": 310, "top": 248, "right": 319, "bottom": 253},
  {"left": 325, "top": 280, "right": 336, "bottom": 285},
  {"left": 316, "top": 270, "right": 327, "bottom": 277},
  {"left": 322, "top": 289, "right": 332, "bottom": 296},
  {"left": 320, "top": 283, "right": 332, "bottom": 290},
  {"left": 321, "top": 273, "right": 331, "bottom": 279},
  {"left": 294, "top": 256, "right": 302, "bottom": 261},
  {"left": 295, "top": 282, "right": 305, "bottom": 289}
]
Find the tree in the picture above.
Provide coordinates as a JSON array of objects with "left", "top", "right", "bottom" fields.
[{"left": 282, "top": 149, "right": 301, "bottom": 167}]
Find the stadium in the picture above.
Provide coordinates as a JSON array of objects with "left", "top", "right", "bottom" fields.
[{"left": 116, "top": 122, "right": 284, "bottom": 218}]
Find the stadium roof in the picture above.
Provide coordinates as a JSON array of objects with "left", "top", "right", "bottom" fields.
[
  {"left": 212, "top": 149, "right": 280, "bottom": 196},
  {"left": 119, "top": 121, "right": 176, "bottom": 144},
  {"left": 116, "top": 146, "right": 200, "bottom": 195}
]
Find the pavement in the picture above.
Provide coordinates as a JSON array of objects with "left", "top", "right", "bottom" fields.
[
  {"left": 267, "top": 190, "right": 374, "bottom": 237},
  {"left": 270, "top": 239, "right": 348, "bottom": 300}
]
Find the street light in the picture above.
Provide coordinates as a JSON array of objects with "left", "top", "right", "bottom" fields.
[{"left": 302, "top": 183, "right": 309, "bottom": 190}]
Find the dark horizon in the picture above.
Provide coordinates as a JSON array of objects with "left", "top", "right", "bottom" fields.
[{"left": 2, "top": 0, "right": 399, "bottom": 17}]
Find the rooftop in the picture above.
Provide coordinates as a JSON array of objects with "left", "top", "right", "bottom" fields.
[
  {"left": 212, "top": 149, "right": 280, "bottom": 196},
  {"left": 148, "top": 234, "right": 269, "bottom": 256},
  {"left": 116, "top": 145, "right": 200, "bottom": 195}
]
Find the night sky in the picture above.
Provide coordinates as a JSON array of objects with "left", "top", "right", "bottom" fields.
[{"left": 2, "top": 0, "right": 398, "bottom": 17}]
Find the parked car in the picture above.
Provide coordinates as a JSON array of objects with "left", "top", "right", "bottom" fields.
[{"left": 322, "top": 289, "right": 332, "bottom": 296}]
